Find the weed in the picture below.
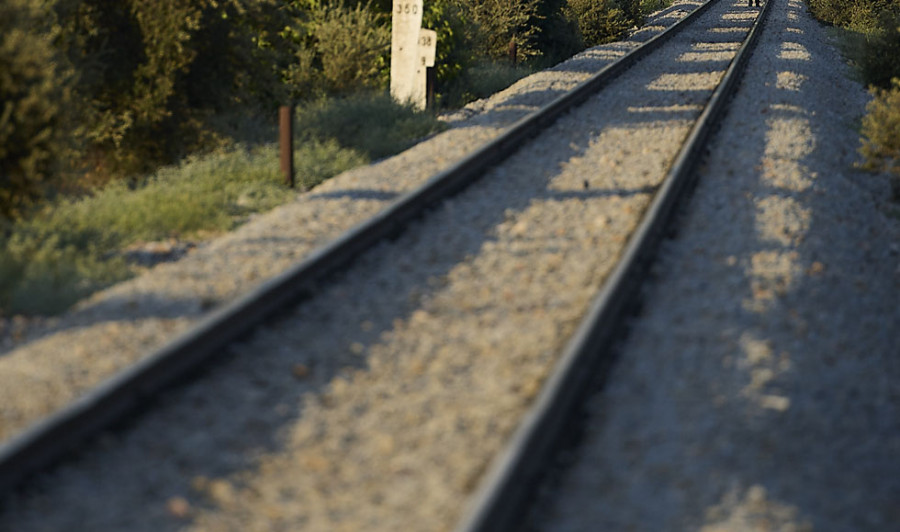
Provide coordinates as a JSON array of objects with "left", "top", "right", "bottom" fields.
[
  {"left": 440, "top": 61, "right": 535, "bottom": 108},
  {"left": 294, "top": 93, "right": 446, "bottom": 160},
  {"left": 0, "top": 141, "right": 365, "bottom": 315},
  {"left": 860, "top": 78, "right": 900, "bottom": 201},
  {"left": 641, "top": 0, "right": 672, "bottom": 15}
]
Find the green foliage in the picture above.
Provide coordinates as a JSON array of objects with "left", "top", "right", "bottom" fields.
[
  {"left": 423, "top": 0, "right": 478, "bottom": 87},
  {"left": 0, "top": 232, "right": 131, "bottom": 316},
  {"left": 0, "top": 92, "right": 444, "bottom": 315},
  {"left": 807, "top": 0, "right": 895, "bottom": 28},
  {"left": 283, "top": 1, "right": 390, "bottom": 97},
  {"left": 0, "top": 0, "right": 74, "bottom": 219},
  {"left": 419, "top": 0, "right": 659, "bottom": 101},
  {"left": 52, "top": 0, "right": 292, "bottom": 176},
  {"left": 294, "top": 92, "right": 446, "bottom": 159},
  {"left": 0, "top": 233, "right": 124, "bottom": 316},
  {"left": 860, "top": 78, "right": 900, "bottom": 200},
  {"left": 2, "top": 0, "right": 679, "bottom": 208},
  {"left": 565, "top": 0, "right": 642, "bottom": 47},
  {"left": 455, "top": 0, "right": 544, "bottom": 59},
  {"left": 440, "top": 61, "right": 534, "bottom": 107},
  {"left": 640, "top": 0, "right": 671, "bottom": 15},
  {"left": 291, "top": 140, "right": 371, "bottom": 189},
  {"left": 857, "top": 11, "right": 900, "bottom": 88},
  {"left": 807, "top": 0, "right": 900, "bottom": 88},
  {"left": 0, "top": 141, "right": 365, "bottom": 315},
  {"left": 809, "top": 0, "right": 900, "bottom": 201},
  {"left": 532, "top": 0, "right": 584, "bottom": 67},
  {"left": 465, "top": 62, "right": 533, "bottom": 97}
]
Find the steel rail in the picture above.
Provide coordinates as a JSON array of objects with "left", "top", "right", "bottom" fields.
[
  {"left": 0, "top": 0, "right": 718, "bottom": 494},
  {"left": 453, "top": 0, "right": 774, "bottom": 530}
]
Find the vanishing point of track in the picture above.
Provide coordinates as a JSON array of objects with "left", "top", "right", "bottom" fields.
[{"left": 0, "top": 0, "right": 772, "bottom": 528}]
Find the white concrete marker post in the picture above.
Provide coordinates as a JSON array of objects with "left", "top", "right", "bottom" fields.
[
  {"left": 411, "top": 29, "right": 437, "bottom": 110},
  {"left": 390, "top": 0, "right": 424, "bottom": 105}
]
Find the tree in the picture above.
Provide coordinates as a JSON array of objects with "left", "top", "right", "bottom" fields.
[
  {"left": 0, "top": 0, "right": 73, "bottom": 219},
  {"left": 52, "top": 0, "right": 291, "bottom": 176}
]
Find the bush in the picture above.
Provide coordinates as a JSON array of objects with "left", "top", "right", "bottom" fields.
[
  {"left": 860, "top": 78, "right": 900, "bottom": 200},
  {"left": 810, "top": 0, "right": 900, "bottom": 201},
  {"left": 456, "top": 0, "right": 544, "bottom": 59},
  {"left": 423, "top": 0, "right": 479, "bottom": 89},
  {"left": 52, "top": 0, "right": 292, "bottom": 178},
  {"left": 282, "top": 0, "right": 668, "bottom": 107},
  {"left": 0, "top": 91, "right": 446, "bottom": 316},
  {"left": 0, "top": 141, "right": 367, "bottom": 315},
  {"left": 641, "top": 0, "right": 671, "bottom": 14},
  {"left": 533, "top": 0, "right": 584, "bottom": 66},
  {"left": 0, "top": 233, "right": 131, "bottom": 316},
  {"left": 0, "top": 0, "right": 73, "bottom": 220},
  {"left": 807, "top": 0, "right": 897, "bottom": 28},
  {"left": 565, "top": 0, "right": 642, "bottom": 47},
  {"left": 284, "top": 1, "right": 390, "bottom": 97},
  {"left": 440, "top": 60, "right": 534, "bottom": 106},
  {"left": 857, "top": 10, "right": 900, "bottom": 88},
  {"left": 294, "top": 93, "right": 446, "bottom": 160}
]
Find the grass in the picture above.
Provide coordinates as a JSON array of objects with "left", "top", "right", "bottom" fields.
[
  {"left": 1, "top": 94, "right": 444, "bottom": 316},
  {"left": 296, "top": 93, "right": 449, "bottom": 160},
  {"left": 823, "top": 9, "right": 900, "bottom": 206},
  {"left": 641, "top": 0, "right": 672, "bottom": 15},
  {"left": 827, "top": 25, "right": 873, "bottom": 84},
  {"left": 439, "top": 61, "right": 536, "bottom": 109}
]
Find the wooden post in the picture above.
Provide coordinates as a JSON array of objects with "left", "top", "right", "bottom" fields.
[
  {"left": 279, "top": 105, "right": 294, "bottom": 188},
  {"left": 426, "top": 67, "right": 436, "bottom": 110}
]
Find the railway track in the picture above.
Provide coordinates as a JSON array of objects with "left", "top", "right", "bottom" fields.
[
  {"left": 455, "top": 0, "right": 772, "bottom": 529},
  {"left": 0, "top": 0, "right": 773, "bottom": 528}
]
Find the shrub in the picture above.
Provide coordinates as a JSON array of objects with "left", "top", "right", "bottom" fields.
[
  {"left": 294, "top": 93, "right": 446, "bottom": 160},
  {"left": 565, "top": 0, "right": 642, "bottom": 47},
  {"left": 283, "top": 1, "right": 390, "bottom": 97},
  {"left": 440, "top": 60, "right": 534, "bottom": 106},
  {"left": 0, "top": 141, "right": 367, "bottom": 315},
  {"left": 423, "top": 0, "right": 480, "bottom": 89},
  {"left": 807, "top": 0, "right": 897, "bottom": 28},
  {"left": 0, "top": 0, "right": 74, "bottom": 220},
  {"left": 807, "top": 0, "right": 854, "bottom": 27},
  {"left": 640, "top": 0, "right": 672, "bottom": 15},
  {"left": 808, "top": 0, "right": 900, "bottom": 202},
  {"left": 533, "top": 0, "right": 585, "bottom": 66},
  {"left": 52, "top": 0, "right": 291, "bottom": 177},
  {"left": 456, "top": 0, "right": 544, "bottom": 59},
  {"left": 0, "top": 233, "right": 131, "bottom": 316},
  {"left": 860, "top": 78, "right": 900, "bottom": 200},
  {"left": 0, "top": 90, "right": 446, "bottom": 316},
  {"left": 857, "top": 11, "right": 900, "bottom": 89}
]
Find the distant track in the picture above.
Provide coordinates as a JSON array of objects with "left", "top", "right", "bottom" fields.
[{"left": 0, "top": 0, "right": 737, "bottom": 501}]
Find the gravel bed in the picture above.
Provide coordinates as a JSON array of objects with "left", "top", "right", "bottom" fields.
[
  {"left": 527, "top": 0, "right": 900, "bottom": 530},
  {"left": 0, "top": 1, "right": 701, "bottom": 444},
  {"left": 0, "top": 1, "right": 759, "bottom": 530}
]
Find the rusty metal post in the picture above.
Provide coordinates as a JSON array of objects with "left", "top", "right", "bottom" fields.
[
  {"left": 279, "top": 105, "right": 294, "bottom": 188},
  {"left": 426, "top": 67, "right": 436, "bottom": 110}
]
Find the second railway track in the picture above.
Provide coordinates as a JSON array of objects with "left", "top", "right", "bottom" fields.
[{"left": 1, "top": 0, "right": 774, "bottom": 528}]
